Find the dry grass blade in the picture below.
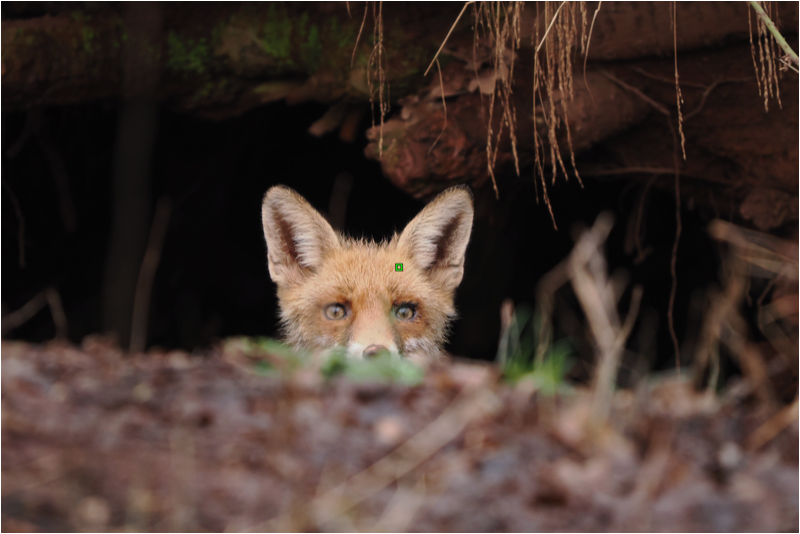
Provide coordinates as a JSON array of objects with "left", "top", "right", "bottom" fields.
[
  {"left": 708, "top": 220, "right": 798, "bottom": 278},
  {"left": 351, "top": 2, "right": 369, "bottom": 68},
  {"left": 367, "top": 1, "right": 389, "bottom": 159},
  {"left": 672, "top": 1, "right": 686, "bottom": 160},
  {"left": 535, "top": 1, "right": 568, "bottom": 55},
  {"left": 372, "top": 473, "right": 428, "bottom": 532},
  {"left": 707, "top": 219, "right": 799, "bottom": 369},
  {"left": 474, "top": 1, "right": 524, "bottom": 198},
  {"left": 423, "top": 2, "right": 587, "bottom": 219},
  {"left": 699, "top": 219, "right": 798, "bottom": 413},
  {"left": 566, "top": 212, "right": 642, "bottom": 427},
  {"left": 599, "top": 68, "right": 684, "bottom": 372},
  {"left": 747, "top": 395, "right": 799, "bottom": 451},
  {"left": 533, "top": 256, "right": 573, "bottom": 367}
]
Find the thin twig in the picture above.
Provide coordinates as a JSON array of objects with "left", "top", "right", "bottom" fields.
[
  {"left": 535, "top": 1, "right": 568, "bottom": 55},
  {"left": 1, "top": 287, "right": 68, "bottom": 340},
  {"left": 667, "top": 119, "right": 682, "bottom": 373},
  {"left": 633, "top": 67, "right": 707, "bottom": 89},
  {"left": 424, "top": 1, "right": 475, "bottom": 76},
  {"left": 3, "top": 180, "right": 26, "bottom": 267},
  {"left": 672, "top": 1, "right": 686, "bottom": 160},
  {"left": 5, "top": 108, "right": 43, "bottom": 160},
  {"left": 634, "top": 175, "right": 659, "bottom": 261},
  {"left": 130, "top": 197, "right": 172, "bottom": 354},
  {"left": 582, "top": 166, "right": 683, "bottom": 176},
  {"left": 747, "top": 1, "right": 799, "bottom": 66},
  {"left": 633, "top": 67, "right": 753, "bottom": 89},
  {"left": 681, "top": 79, "right": 720, "bottom": 122},
  {"left": 351, "top": 2, "right": 369, "bottom": 68},
  {"left": 37, "top": 132, "right": 77, "bottom": 233},
  {"left": 778, "top": 56, "right": 799, "bottom": 73},
  {"left": 599, "top": 68, "right": 683, "bottom": 371},
  {"left": 582, "top": 0, "right": 603, "bottom": 103},
  {"left": 600, "top": 70, "right": 669, "bottom": 115},
  {"left": 428, "top": 58, "right": 448, "bottom": 154}
]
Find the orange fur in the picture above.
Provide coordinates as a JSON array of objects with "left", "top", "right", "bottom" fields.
[{"left": 261, "top": 185, "right": 473, "bottom": 363}]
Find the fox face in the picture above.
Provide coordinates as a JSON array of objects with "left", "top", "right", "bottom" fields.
[{"left": 261, "top": 185, "right": 473, "bottom": 363}]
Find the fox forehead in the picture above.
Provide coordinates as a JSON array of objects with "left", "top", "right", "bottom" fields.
[{"left": 290, "top": 238, "right": 447, "bottom": 306}]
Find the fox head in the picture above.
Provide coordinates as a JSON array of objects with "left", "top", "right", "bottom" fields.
[{"left": 261, "top": 185, "right": 473, "bottom": 363}]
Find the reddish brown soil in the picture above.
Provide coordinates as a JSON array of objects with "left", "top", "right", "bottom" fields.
[{"left": 2, "top": 340, "right": 797, "bottom": 532}]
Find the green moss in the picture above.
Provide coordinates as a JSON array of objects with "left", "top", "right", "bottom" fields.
[
  {"left": 260, "top": 3, "right": 293, "bottom": 66},
  {"left": 301, "top": 23, "right": 321, "bottom": 70},
  {"left": 192, "top": 78, "right": 231, "bottom": 104},
  {"left": 167, "top": 31, "right": 209, "bottom": 77},
  {"left": 21, "top": 30, "right": 37, "bottom": 46},
  {"left": 80, "top": 26, "right": 95, "bottom": 53},
  {"left": 322, "top": 14, "right": 362, "bottom": 72}
]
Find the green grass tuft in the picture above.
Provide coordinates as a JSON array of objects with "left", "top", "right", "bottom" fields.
[
  {"left": 497, "top": 303, "right": 574, "bottom": 394},
  {"left": 322, "top": 350, "right": 424, "bottom": 386}
]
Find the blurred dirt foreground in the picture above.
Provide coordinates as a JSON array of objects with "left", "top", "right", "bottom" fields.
[{"left": 2, "top": 338, "right": 797, "bottom": 532}]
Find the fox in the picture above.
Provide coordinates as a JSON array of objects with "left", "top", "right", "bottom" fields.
[{"left": 261, "top": 185, "right": 473, "bottom": 364}]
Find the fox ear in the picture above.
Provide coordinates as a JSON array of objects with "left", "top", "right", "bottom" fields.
[
  {"left": 398, "top": 185, "right": 474, "bottom": 291},
  {"left": 261, "top": 186, "right": 339, "bottom": 286}
]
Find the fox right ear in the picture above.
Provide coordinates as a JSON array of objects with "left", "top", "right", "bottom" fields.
[
  {"left": 397, "top": 185, "right": 474, "bottom": 292},
  {"left": 261, "top": 186, "right": 339, "bottom": 286}
]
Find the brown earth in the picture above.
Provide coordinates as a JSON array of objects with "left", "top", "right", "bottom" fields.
[{"left": 2, "top": 339, "right": 797, "bottom": 532}]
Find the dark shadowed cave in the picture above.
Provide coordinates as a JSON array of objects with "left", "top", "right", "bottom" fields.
[{"left": 4, "top": 98, "right": 723, "bottom": 376}]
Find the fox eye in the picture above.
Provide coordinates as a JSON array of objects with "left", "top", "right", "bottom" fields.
[
  {"left": 324, "top": 303, "right": 347, "bottom": 320},
  {"left": 395, "top": 304, "right": 417, "bottom": 321}
]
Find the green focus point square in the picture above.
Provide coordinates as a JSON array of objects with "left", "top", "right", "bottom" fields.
[{"left": 395, "top": 263, "right": 403, "bottom": 272}]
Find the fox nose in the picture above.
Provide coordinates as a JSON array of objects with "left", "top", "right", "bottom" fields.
[{"left": 363, "top": 345, "right": 387, "bottom": 358}]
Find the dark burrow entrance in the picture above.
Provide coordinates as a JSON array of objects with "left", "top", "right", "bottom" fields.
[{"left": 1, "top": 100, "right": 740, "bottom": 381}]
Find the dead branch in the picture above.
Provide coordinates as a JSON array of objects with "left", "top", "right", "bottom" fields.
[
  {"left": 2, "top": 292, "right": 48, "bottom": 334},
  {"left": 255, "top": 370, "right": 499, "bottom": 531},
  {"left": 2, "top": 287, "right": 68, "bottom": 340},
  {"left": 130, "top": 197, "right": 172, "bottom": 354},
  {"left": 2, "top": 180, "right": 27, "bottom": 268},
  {"left": 46, "top": 288, "right": 68, "bottom": 340},
  {"left": 565, "top": 212, "right": 643, "bottom": 427}
]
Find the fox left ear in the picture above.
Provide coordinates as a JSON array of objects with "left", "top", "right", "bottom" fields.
[
  {"left": 261, "top": 186, "right": 340, "bottom": 287},
  {"left": 398, "top": 185, "right": 474, "bottom": 291}
]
